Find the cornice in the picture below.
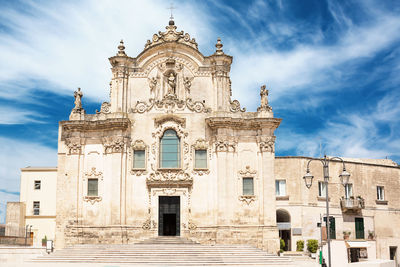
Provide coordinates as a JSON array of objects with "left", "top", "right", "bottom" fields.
[
  {"left": 206, "top": 117, "right": 281, "bottom": 130},
  {"left": 60, "top": 118, "right": 131, "bottom": 132}
]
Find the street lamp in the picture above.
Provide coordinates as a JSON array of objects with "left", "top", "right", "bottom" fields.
[{"left": 303, "top": 155, "right": 350, "bottom": 267}]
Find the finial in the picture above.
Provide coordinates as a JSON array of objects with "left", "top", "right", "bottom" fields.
[
  {"left": 117, "top": 39, "right": 126, "bottom": 56},
  {"left": 215, "top": 37, "right": 224, "bottom": 55}
]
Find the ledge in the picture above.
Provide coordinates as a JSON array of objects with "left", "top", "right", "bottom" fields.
[
  {"left": 276, "top": 196, "right": 289, "bottom": 201},
  {"left": 317, "top": 196, "right": 331, "bottom": 202},
  {"left": 375, "top": 200, "right": 388, "bottom": 205}
]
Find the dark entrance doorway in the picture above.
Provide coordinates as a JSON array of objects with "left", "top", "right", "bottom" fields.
[{"left": 159, "top": 196, "right": 180, "bottom": 236}]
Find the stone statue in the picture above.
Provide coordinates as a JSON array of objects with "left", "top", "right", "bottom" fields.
[
  {"left": 167, "top": 73, "right": 176, "bottom": 94},
  {"left": 183, "top": 77, "right": 193, "bottom": 94},
  {"left": 149, "top": 77, "right": 157, "bottom": 92},
  {"left": 74, "top": 87, "right": 83, "bottom": 110},
  {"left": 260, "top": 85, "right": 268, "bottom": 107}
]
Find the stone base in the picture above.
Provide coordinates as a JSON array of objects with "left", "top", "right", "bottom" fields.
[{"left": 61, "top": 224, "right": 280, "bottom": 254}]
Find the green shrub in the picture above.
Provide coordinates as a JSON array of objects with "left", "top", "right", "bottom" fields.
[
  {"left": 280, "top": 238, "right": 285, "bottom": 252},
  {"left": 296, "top": 240, "right": 304, "bottom": 251},
  {"left": 307, "top": 239, "right": 318, "bottom": 253}
]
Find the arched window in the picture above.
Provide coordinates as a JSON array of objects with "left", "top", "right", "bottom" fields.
[{"left": 160, "top": 129, "right": 180, "bottom": 168}]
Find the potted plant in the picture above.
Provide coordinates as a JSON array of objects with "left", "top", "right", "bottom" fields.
[
  {"left": 296, "top": 240, "right": 304, "bottom": 252},
  {"left": 279, "top": 238, "right": 285, "bottom": 255},
  {"left": 343, "top": 231, "right": 351, "bottom": 240},
  {"left": 41, "top": 235, "right": 47, "bottom": 247},
  {"left": 307, "top": 239, "right": 318, "bottom": 258}
]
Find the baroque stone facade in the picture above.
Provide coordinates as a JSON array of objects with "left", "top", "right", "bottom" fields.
[{"left": 55, "top": 20, "right": 280, "bottom": 252}]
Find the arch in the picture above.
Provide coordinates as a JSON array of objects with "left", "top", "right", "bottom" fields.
[
  {"left": 276, "top": 209, "right": 291, "bottom": 252},
  {"left": 160, "top": 129, "right": 181, "bottom": 168},
  {"left": 276, "top": 209, "right": 291, "bottom": 223}
]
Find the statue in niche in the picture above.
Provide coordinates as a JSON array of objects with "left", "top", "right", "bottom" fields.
[
  {"left": 167, "top": 73, "right": 176, "bottom": 95},
  {"left": 260, "top": 85, "right": 269, "bottom": 107},
  {"left": 74, "top": 87, "right": 83, "bottom": 110}
]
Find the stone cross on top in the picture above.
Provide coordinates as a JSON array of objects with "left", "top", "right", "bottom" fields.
[{"left": 167, "top": 3, "right": 176, "bottom": 21}]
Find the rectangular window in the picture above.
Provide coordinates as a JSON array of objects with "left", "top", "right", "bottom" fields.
[
  {"left": 377, "top": 186, "right": 384, "bottom": 200},
  {"left": 318, "top": 181, "right": 326, "bottom": 197},
  {"left": 88, "top": 179, "right": 98, "bottom": 196},
  {"left": 194, "top": 150, "right": 207, "bottom": 169},
  {"left": 133, "top": 150, "right": 145, "bottom": 169},
  {"left": 275, "top": 180, "right": 286, "bottom": 196},
  {"left": 345, "top": 184, "right": 353, "bottom": 198},
  {"left": 355, "top": 217, "right": 365, "bottom": 239},
  {"left": 243, "top": 177, "right": 254, "bottom": 196},
  {"left": 34, "top": 180, "right": 41, "bottom": 190},
  {"left": 33, "top": 201, "right": 40, "bottom": 215},
  {"left": 323, "top": 216, "right": 336, "bottom": 239}
]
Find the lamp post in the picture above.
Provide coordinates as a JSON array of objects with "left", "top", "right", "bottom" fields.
[{"left": 303, "top": 155, "right": 350, "bottom": 267}]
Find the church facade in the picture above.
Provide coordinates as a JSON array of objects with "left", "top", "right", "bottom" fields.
[
  {"left": 56, "top": 20, "right": 280, "bottom": 252},
  {"left": 5, "top": 20, "right": 400, "bottom": 263}
]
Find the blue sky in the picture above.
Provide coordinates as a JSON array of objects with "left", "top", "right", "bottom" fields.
[{"left": 0, "top": 0, "right": 399, "bottom": 223}]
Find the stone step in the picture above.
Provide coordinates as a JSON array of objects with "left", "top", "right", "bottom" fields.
[{"left": 29, "top": 243, "right": 293, "bottom": 265}]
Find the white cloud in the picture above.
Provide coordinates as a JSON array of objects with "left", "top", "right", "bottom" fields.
[
  {"left": 228, "top": 12, "right": 400, "bottom": 111},
  {"left": 0, "top": 0, "right": 212, "bottom": 102},
  {"left": 0, "top": 137, "right": 57, "bottom": 223},
  {"left": 0, "top": 106, "right": 46, "bottom": 124}
]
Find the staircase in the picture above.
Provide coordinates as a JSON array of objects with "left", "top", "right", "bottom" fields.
[{"left": 29, "top": 237, "right": 293, "bottom": 266}]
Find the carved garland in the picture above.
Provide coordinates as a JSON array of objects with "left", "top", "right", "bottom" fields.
[
  {"left": 131, "top": 96, "right": 211, "bottom": 114},
  {"left": 215, "top": 140, "right": 237, "bottom": 152}
]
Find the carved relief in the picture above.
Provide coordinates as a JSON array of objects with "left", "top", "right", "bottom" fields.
[
  {"left": 154, "top": 115, "right": 186, "bottom": 128},
  {"left": 257, "top": 136, "right": 276, "bottom": 153},
  {"left": 142, "top": 219, "right": 151, "bottom": 230},
  {"left": 65, "top": 137, "right": 82, "bottom": 155},
  {"left": 215, "top": 140, "right": 237, "bottom": 152},
  {"left": 130, "top": 97, "right": 210, "bottom": 114},
  {"left": 144, "top": 23, "right": 198, "bottom": 50},
  {"left": 100, "top": 102, "right": 111, "bottom": 113},
  {"left": 193, "top": 139, "right": 208, "bottom": 150},
  {"left": 239, "top": 165, "right": 257, "bottom": 177},
  {"left": 188, "top": 220, "right": 197, "bottom": 230},
  {"left": 83, "top": 196, "right": 102, "bottom": 205},
  {"left": 132, "top": 140, "right": 147, "bottom": 150},
  {"left": 146, "top": 170, "right": 193, "bottom": 188},
  {"left": 85, "top": 167, "right": 103, "bottom": 180},
  {"left": 102, "top": 136, "right": 126, "bottom": 154},
  {"left": 230, "top": 99, "right": 246, "bottom": 113},
  {"left": 183, "top": 76, "right": 193, "bottom": 94},
  {"left": 238, "top": 195, "right": 256, "bottom": 205}
]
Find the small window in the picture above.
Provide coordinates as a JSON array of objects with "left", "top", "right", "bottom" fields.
[
  {"left": 243, "top": 177, "right": 254, "bottom": 196},
  {"left": 318, "top": 181, "right": 326, "bottom": 197},
  {"left": 345, "top": 184, "right": 353, "bottom": 198},
  {"left": 377, "top": 186, "right": 384, "bottom": 200},
  {"left": 275, "top": 180, "right": 286, "bottom": 196},
  {"left": 33, "top": 201, "right": 40, "bottom": 215},
  {"left": 133, "top": 150, "right": 146, "bottom": 169},
  {"left": 34, "top": 180, "right": 41, "bottom": 190},
  {"left": 194, "top": 150, "right": 207, "bottom": 169},
  {"left": 88, "top": 179, "right": 98, "bottom": 196}
]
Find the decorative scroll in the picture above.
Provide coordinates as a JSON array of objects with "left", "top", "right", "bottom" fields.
[
  {"left": 230, "top": 99, "right": 246, "bottom": 113},
  {"left": 238, "top": 195, "right": 256, "bottom": 205},
  {"left": 215, "top": 140, "right": 237, "bottom": 152},
  {"left": 131, "top": 96, "right": 210, "bottom": 114},
  {"left": 83, "top": 196, "right": 102, "bottom": 205},
  {"left": 257, "top": 136, "right": 276, "bottom": 153},
  {"left": 100, "top": 102, "right": 111, "bottom": 113},
  {"left": 102, "top": 136, "right": 126, "bottom": 154}
]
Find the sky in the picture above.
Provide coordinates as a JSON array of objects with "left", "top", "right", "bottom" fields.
[{"left": 0, "top": 0, "right": 399, "bottom": 223}]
